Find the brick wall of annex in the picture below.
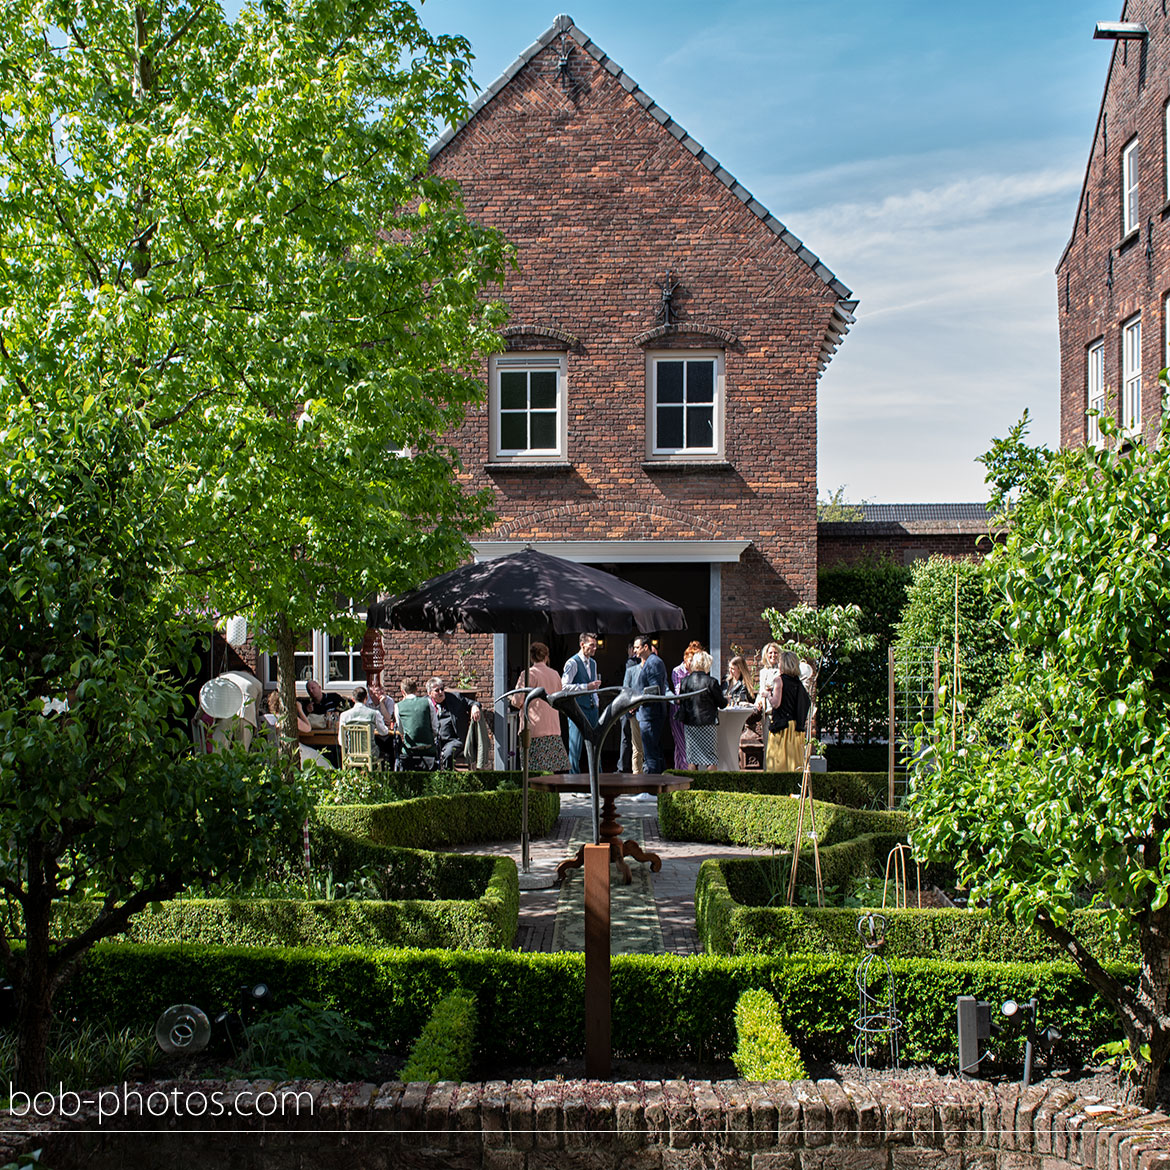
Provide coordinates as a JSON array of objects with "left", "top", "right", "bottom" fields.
[
  {"left": 817, "top": 526, "right": 998, "bottom": 571},
  {"left": 393, "top": 33, "right": 842, "bottom": 687},
  {"left": 1057, "top": 0, "right": 1170, "bottom": 449}
]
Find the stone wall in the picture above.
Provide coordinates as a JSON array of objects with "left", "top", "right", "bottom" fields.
[{"left": 10, "top": 1077, "right": 1170, "bottom": 1170}]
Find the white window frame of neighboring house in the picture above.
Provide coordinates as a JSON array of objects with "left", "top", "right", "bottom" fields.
[
  {"left": 1123, "top": 137, "right": 1140, "bottom": 237},
  {"left": 1165, "top": 100, "right": 1170, "bottom": 200},
  {"left": 645, "top": 350, "right": 725, "bottom": 460},
  {"left": 1123, "top": 314, "right": 1142, "bottom": 431},
  {"left": 262, "top": 598, "right": 370, "bottom": 693},
  {"left": 1086, "top": 338, "right": 1105, "bottom": 447},
  {"left": 489, "top": 352, "right": 567, "bottom": 462}
]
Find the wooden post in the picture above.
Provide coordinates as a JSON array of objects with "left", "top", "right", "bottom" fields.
[{"left": 584, "top": 843, "right": 611, "bottom": 1078}]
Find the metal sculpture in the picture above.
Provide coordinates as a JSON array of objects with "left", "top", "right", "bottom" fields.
[{"left": 854, "top": 912, "right": 903, "bottom": 1076}]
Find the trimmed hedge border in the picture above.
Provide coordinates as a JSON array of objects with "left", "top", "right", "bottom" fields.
[
  {"left": 51, "top": 852, "right": 519, "bottom": 952},
  {"left": 313, "top": 788, "right": 559, "bottom": 852},
  {"left": 695, "top": 857, "right": 1137, "bottom": 965},
  {"left": 672, "top": 769, "right": 891, "bottom": 808},
  {"left": 658, "top": 788, "right": 909, "bottom": 849},
  {"left": 59, "top": 942, "right": 1125, "bottom": 1068}
]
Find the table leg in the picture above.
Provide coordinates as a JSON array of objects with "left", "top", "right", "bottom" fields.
[{"left": 620, "top": 838, "right": 662, "bottom": 873}]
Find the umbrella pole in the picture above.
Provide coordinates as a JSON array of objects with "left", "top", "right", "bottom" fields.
[{"left": 522, "top": 634, "right": 531, "bottom": 874}]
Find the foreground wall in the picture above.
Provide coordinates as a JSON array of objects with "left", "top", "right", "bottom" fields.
[{"left": 9, "top": 1077, "right": 1170, "bottom": 1170}]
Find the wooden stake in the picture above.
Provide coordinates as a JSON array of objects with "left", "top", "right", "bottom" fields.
[{"left": 584, "top": 843, "right": 611, "bottom": 1078}]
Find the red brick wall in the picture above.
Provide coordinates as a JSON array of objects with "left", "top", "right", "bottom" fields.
[
  {"left": 817, "top": 527, "right": 998, "bottom": 570},
  {"left": 1057, "top": 0, "right": 1170, "bottom": 448},
  {"left": 378, "top": 31, "right": 843, "bottom": 690}
]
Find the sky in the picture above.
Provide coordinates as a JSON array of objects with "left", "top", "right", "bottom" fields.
[{"left": 415, "top": 0, "right": 1116, "bottom": 503}]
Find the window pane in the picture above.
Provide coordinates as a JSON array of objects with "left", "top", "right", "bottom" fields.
[
  {"left": 529, "top": 371, "right": 557, "bottom": 409},
  {"left": 529, "top": 411, "right": 557, "bottom": 449},
  {"left": 657, "top": 361, "right": 684, "bottom": 403},
  {"left": 500, "top": 412, "right": 526, "bottom": 450},
  {"left": 500, "top": 371, "right": 527, "bottom": 411},
  {"left": 657, "top": 405, "right": 684, "bottom": 449},
  {"left": 294, "top": 654, "right": 313, "bottom": 682},
  {"left": 686, "top": 360, "right": 714, "bottom": 402},
  {"left": 687, "top": 406, "right": 714, "bottom": 449}
]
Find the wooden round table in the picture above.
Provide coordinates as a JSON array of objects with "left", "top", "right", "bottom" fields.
[{"left": 528, "top": 772, "right": 692, "bottom": 884}]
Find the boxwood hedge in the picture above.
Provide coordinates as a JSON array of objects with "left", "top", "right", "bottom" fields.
[
  {"left": 59, "top": 942, "right": 1125, "bottom": 1069},
  {"left": 672, "top": 770, "right": 890, "bottom": 809},
  {"left": 51, "top": 852, "right": 519, "bottom": 951},
  {"left": 658, "top": 789, "right": 909, "bottom": 849},
  {"left": 695, "top": 856, "right": 1135, "bottom": 966}
]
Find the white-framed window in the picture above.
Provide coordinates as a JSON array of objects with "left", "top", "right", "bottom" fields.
[
  {"left": 1086, "top": 338, "right": 1105, "bottom": 446},
  {"left": 646, "top": 350, "right": 724, "bottom": 458},
  {"left": 489, "top": 352, "right": 566, "bottom": 461},
  {"left": 1123, "top": 314, "right": 1142, "bottom": 430},
  {"left": 1123, "top": 137, "right": 1140, "bottom": 236},
  {"left": 1164, "top": 100, "right": 1170, "bottom": 199},
  {"left": 262, "top": 598, "right": 371, "bottom": 692}
]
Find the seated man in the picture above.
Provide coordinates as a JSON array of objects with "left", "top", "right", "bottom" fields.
[
  {"left": 302, "top": 678, "right": 345, "bottom": 721},
  {"left": 426, "top": 676, "right": 482, "bottom": 770},
  {"left": 337, "top": 686, "right": 391, "bottom": 763},
  {"left": 394, "top": 677, "right": 438, "bottom": 771}
]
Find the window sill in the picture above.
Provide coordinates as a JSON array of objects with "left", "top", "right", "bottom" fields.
[
  {"left": 486, "top": 460, "right": 574, "bottom": 471},
  {"left": 1119, "top": 227, "right": 1140, "bottom": 251},
  {"left": 641, "top": 459, "right": 733, "bottom": 472}
]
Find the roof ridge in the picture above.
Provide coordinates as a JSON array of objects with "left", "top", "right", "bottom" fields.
[{"left": 429, "top": 14, "right": 854, "bottom": 305}]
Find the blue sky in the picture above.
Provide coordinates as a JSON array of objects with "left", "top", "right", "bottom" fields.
[{"left": 416, "top": 0, "right": 1114, "bottom": 502}]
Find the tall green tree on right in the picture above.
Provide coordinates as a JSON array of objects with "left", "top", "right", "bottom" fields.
[{"left": 911, "top": 411, "right": 1170, "bottom": 1105}]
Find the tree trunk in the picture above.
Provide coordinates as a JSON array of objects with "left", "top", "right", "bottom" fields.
[
  {"left": 14, "top": 899, "right": 55, "bottom": 1094},
  {"left": 1132, "top": 902, "right": 1170, "bottom": 1107},
  {"left": 272, "top": 613, "right": 300, "bottom": 782}
]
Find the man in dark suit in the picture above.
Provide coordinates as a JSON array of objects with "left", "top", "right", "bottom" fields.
[
  {"left": 633, "top": 635, "right": 668, "bottom": 774},
  {"left": 426, "top": 676, "right": 482, "bottom": 769}
]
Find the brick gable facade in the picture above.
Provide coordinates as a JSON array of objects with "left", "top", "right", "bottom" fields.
[{"left": 1057, "top": 0, "right": 1170, "bottom": 447}]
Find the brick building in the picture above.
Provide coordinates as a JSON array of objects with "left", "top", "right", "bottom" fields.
[
  {"left": 366, "top": 12, "right": 857, "bottom": 714},
  {"left": 1057, "top": 1, "right": 1170, "bottom": 447},
  {"left": 817, "top": 504, "right": 999, "bottom": 571}
]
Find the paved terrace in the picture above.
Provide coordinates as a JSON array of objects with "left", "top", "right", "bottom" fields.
[{"left": 455, "top": 792, "right": 762, "bottom": 954}]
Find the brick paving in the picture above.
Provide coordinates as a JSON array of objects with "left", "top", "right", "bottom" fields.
[{"left": 453, "top": 793, "right": 760, "bottom": 955}]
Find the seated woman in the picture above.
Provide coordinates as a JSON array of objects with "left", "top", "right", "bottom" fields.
[
  {"left": 265, "top": 691, "right": 333, "bottom": 770},
  {"left": 723, "top": 654, "right": 755, "bottom": 705},
  {"left": 764, "top": 650, "right": 811, "bottom": 773},
  {"left": 679, "top": 650, "right": 727, "bottom": 771}
]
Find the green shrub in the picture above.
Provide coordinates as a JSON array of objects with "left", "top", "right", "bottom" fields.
[
  {"left": 676, "top": 770, "right": 891, "bottom": 809},
  {"left": 58, "top": 943, "right": 1124, "bottom": 1070},
  {"left": 52, "top": 852, "right": 519, "bottom": 951},
  {"left": 226, "top": 1001, "right": 372, "bottom": 1080},
  {"left": 696, "top": 857, "right": 1136, "bottom": 966},
  {"left": 658, "top": 789, "right": 908, "bottom": 849},
  {"left": 313, "top": 789, "right": 558, "bottom": 852},
  {"left": 732, "top": 988, "right": 807, "bottom": 1080},
  {"left": 399, "top": 989, "right": 478, "bottom": 1083},
  {"left": 304, "top": 769, "right": 533, "bottom": 806}
]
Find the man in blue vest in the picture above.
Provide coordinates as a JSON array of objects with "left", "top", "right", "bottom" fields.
[{"left": 561, "top": 632, "right": 600, "bottom": 773}]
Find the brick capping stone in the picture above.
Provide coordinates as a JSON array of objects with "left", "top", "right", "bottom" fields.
[{"left": 8, "top": 1078, "right": 1170, "bottom": 1169}]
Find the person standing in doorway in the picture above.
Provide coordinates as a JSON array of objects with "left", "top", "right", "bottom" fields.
[
  {"left": 561, "top": 633, "right": 601, "bottom": 773},
  {"left": 633, "top": 634, "right": 669, "bottom": 775},
  {"left": 617, "top": 641, "right": 643, "bottom": 773}
]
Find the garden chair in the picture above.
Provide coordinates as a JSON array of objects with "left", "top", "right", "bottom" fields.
[{"left": 340, "top": 721, "right": 377, "bottom": 771}]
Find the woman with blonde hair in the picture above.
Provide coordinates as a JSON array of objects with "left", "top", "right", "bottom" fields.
[
  {"left": 723, "top": 655, "right": 755, "bottom": 705},
  {"left": 679, "top": 650, "right": 726, "bottom": 770},
  {"left": 756, "top": 643, "right": 782, "bottom": 709},
  {"left": 510, "top": 641, "right": 569, "bottom": 772},
  {"left": 670, "top": 640, "right": 704, "bottom": 768},
  {"left": 765, "top": 650, "right": 811, "bottom": 772}
]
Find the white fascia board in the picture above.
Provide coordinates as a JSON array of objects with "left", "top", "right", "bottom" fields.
[{"left": 471, "top": 539, "right": 751, "bottom": 564}]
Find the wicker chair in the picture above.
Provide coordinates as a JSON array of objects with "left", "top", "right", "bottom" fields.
[{"left": 340, "top": 720, "right": 376, "bottom": 771}]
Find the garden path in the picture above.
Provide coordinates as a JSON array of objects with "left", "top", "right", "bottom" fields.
[{"left": 451, "top": 793, "right": 760, "bottom": 955}]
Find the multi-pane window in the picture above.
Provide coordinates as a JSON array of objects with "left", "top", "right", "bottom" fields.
[
  {"left": 648, "top": 352, "right": 722, "bottom": 456},
  {"left": 263, "top": 598, "right": 372, "bottom": 691},
  {"left": 1123, "top": 315, "right": 1142, "bottom": 430},
  {"left": 491, "top": 353, "right": 565, "bottom": 460},
  {"left": 1123, "top": 138, "right": 1139, "bottom": 236},
  {"left": 1086, "top": 339, "right": 1105, "bottom": 446}
]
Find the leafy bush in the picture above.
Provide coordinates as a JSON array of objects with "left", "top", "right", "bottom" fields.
[
  {"left": 0, "top": 1020, "right": 159, "bottom": 1091},
  {"left": 305, "top": 768, "right": 529, "bottom": 807},
  {"left": 399, "top": 989, "right": 478, "bottom": 1083},
  {"left": 676, "top": 770, "right": 890, "bottom": 809},
  {"left": 225, "top": 1001, "right": 372, "bottom": 1080},
  {"left": 59, "top": 943, "right": 1124, "bottom": 1070},
  {"left": 817, "top": 557, "right": 912, "bottom": 743},
  {"left": 732, "top": 988, "right": 806, "bottom": 1080}
]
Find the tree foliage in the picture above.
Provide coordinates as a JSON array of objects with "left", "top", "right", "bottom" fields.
[
  {"left": 0, "top": 394, "right": 309, "bottom": 1092},
  {"left": 910, "top": 411, "right": 1170, "bottom": 1105}
]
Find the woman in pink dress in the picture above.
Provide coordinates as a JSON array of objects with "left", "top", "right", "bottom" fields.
[{"left": 511, "top": 642, "right": 569, "bottom": 772}]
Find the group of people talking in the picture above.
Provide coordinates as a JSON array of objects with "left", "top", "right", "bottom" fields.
[{"left": 510, "top": 634, "right": 812, "bottom": 775}]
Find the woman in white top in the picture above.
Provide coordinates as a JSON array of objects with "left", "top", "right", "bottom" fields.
[{"left": 756, "top": 643, "right": 782, "bottom": 710}]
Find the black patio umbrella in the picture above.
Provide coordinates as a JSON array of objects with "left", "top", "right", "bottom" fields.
[
  {"left": 367, "top": 547, "right": 686, "bottom": 637},
  {"left": 367, "top": 547, "right": 686, "bottom": 870}
]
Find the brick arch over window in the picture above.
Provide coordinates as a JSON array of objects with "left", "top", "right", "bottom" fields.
[
  {"left": 501, "top": 323, "right": 581, "bottom": 350},
  {"left": 634, "top": 322, "right": 739, "bottom": 348},
  {"left": 492, "top": 500, "right": 724, "bottom": 543}
]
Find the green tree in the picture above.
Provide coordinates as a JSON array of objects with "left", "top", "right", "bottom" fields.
[
  {"left": 0, "top": 0, "right": 512, "bottom": 758},
  {"left": 0, "top": 395, "right": 309, "bottom": 1093},
  {"left": 911, "top": 412, "right": 1170, "bottom": 1105}
]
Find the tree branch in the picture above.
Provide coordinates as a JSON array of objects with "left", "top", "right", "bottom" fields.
[{"left": 1034, "top": 909, "right": 1139, "bottom": 1024}]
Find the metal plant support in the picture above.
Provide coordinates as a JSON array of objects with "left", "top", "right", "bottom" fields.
[{"left": 854, "top": 913, "right": 903, "bottom": 1076}]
